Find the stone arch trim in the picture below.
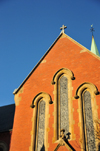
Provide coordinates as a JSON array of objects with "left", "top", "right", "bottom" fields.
[
  {"left": 30, "top": 92, "right": 52, "bottom": 151},
  {"left": 74, "top": 82, "right": 99, "bottom": 99},
  {"left": 51, "top": 68, "right": 75, "bottom": 85},
  {"left": 74, "top": 82, "right": 99, "bottom": 151},
  {"left": 52, "top": 68, "right": 75, "bottom": 142},
  {"left": 30, "top": 92, "right": 53, "bottom": 108}
]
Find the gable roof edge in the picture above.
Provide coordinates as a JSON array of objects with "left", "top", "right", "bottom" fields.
[
  {"left": 65, "top": 33, "right": 100, "bottom": 60},
  {"left": 13, "top": 33, "right": 63, "bottom": 95},
  {"left": 13, "top": 33, "right": 100, "bottom": 95}
]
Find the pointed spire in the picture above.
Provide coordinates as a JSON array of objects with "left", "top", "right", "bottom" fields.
[{"left": 90, "top": 25, "right": 100, "bottom": 57}]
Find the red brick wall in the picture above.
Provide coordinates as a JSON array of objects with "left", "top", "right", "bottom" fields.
[{"left": 10, "top": 35, "right": 100, "bottom": 151}]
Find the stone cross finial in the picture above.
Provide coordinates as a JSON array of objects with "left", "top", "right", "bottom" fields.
[{"left": 60, "top": 25, "right": 67, "bottom": 34}]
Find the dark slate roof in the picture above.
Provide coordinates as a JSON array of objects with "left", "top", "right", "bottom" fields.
[{"left": 0, "top": 104, "right": 15, "bottom": 132}]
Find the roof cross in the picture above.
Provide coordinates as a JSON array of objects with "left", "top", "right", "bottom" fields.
[
  {"left": 60, "top": 25, "right": 67, "bottom": 34},
  {"left": 90, "top": 24, "right": 95, "bottom": 36}
]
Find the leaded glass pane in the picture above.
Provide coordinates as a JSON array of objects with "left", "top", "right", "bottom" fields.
[
  {"left": 84, "top": 91, "right": 96, "bottom": 151},
  {"left": 37, "top": 100, "right": 45, "bottom": 151},
  {"left": 60, "top": 76, "right": 69, "bottom": 134}
]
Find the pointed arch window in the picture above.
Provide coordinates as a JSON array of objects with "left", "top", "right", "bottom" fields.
[
  {"left": 30, "top": 92, "right": 52, "bottom": 151},
  {"left": 52, "top": 68, "right": 75, "bottom": 141},
  {"left": 37, "top": 100, "right": 45, "bottom": 151},
  {"left": 75, "top": 82, "right": 99, "bottom": 151},
  {"left": 60, "top": 76, "right": 69, "bottom": 134}
]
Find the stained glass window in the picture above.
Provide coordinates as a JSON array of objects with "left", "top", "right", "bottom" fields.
[
  {"left": 83, "top": 91, "right": 96, "bottom": 151},
  {"left": 37, "top": 101, "right": 45, "bottom": 151},
  {"left": 59, "top": 76, "right": 69, "bottom": 135}
]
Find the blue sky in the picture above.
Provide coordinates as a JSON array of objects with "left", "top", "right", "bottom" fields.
[{"left": 0, "top": 0, "right": 100, "bottom": 106}]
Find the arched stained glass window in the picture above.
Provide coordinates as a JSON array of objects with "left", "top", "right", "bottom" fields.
[
  {"left": 37, "top": 100, "right": 45, "bottom": 151},
  {"left": 30, "top": 92, "right": 52, "bottom": 151},
  {"left": 83, "top": 91, "right": 96, "bottom": 151},
  {"left": 52, "top": 68, "right": 75, "bottom": 141},
  {"left": 75, "top": 82, "right": 99, "bottom": 151},
  {"left": 59, "top": 76, "right": 69, "bottom": 135}
]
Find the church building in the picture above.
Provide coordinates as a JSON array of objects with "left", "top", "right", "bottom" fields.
[{"left": 2, "top": 25, "right": 100, "bottom": 151}]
